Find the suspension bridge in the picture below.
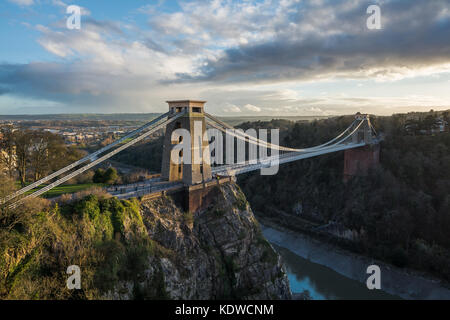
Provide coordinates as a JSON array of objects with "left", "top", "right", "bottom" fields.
[{"left": 1, "top": 100, "right": 379, "bottom": 211}]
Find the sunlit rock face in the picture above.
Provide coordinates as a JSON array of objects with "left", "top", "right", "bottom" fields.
[{"left": 108, "top": 181, "right": 291, "bottom": 300}]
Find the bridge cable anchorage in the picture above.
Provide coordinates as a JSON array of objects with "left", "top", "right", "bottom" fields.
[
  {"left": 7, "top": 111, "right": 186, "bottom": 209},
  {"left": 205, "top": 113, "right": 360, "bottom": 152},
  {"left": 0, "top": 112, "right": 171, "bottom": 205}
]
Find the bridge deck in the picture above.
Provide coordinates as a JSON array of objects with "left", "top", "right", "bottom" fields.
[
  {"left": 212, "top": 142, "right": 367, "bottom": 176},
  {"left": 107, "top": 176, "right": 235, "bottom": 200},
  {"left": 105, "top": 143, "right": 370, "bottom": 199}
]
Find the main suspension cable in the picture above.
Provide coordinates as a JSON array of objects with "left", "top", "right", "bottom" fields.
[
  {"left": 10, "top": 112, "right": 185, "bottom": 208},
  {"left": 1, "top": 112, "right": 170, "bottom": 204}
]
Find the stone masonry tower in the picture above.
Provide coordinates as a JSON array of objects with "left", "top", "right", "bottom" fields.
[
  {"left": 161, "top": 100, "right": 212, "bottom": 185},
  {"left": 343, "top": 113, "right": 379, "bottom": 182},
  {"left": 352, "top": 113, "right": 374, "bottom": 145}
]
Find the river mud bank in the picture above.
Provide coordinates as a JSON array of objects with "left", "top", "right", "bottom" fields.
[{"left": 261, "top": 223, "right": 450, "bottom": 300}]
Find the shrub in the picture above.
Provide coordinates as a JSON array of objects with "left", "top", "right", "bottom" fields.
[
  {"left": 93, "top": 169, "right": 106, "bottom": 183},
  {"left": 93, "top": 167, "right": 119, "bottom": 184},
  {"left": 234, "top": 194, "right": 247, "bottom": 211},
  {"left": 104, "top": 168, "right": 119, "bottom": 184},
  {"left": 234, "top": 187, "right": 248, "bottom": 211},
  {"left": 75, "top": 195, "right": 100, "bottom": 220},
  {"left": 183, "top": 211, "right": 194, "bottom": 226}
]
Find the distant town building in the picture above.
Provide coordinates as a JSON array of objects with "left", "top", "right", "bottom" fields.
[
  {"left": 404, "top": 115, "right": 449, "bottom": 135},
  {"left": 435, "top": 117, "right": 448, "bottom": 132}
]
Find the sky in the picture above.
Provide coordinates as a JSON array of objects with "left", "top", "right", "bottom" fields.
[{"left": 0, "top": 0, "right": 450, "bottom": 116}]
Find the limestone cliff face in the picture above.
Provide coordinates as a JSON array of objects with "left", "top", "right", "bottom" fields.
[{"left": 108, "top": 182, "right": 291, "bottom": 300}]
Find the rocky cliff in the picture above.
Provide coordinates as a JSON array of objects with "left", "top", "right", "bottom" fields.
[
  {"left": 107, "top": 182, "right": 291, "bottom": 300},
  {"left": 1, "top": 182, "right": 290, "bottom": 300}
]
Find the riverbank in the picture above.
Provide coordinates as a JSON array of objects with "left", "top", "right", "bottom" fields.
[{"left": 261, "top": 222, "right": 450, "bottom": 300}]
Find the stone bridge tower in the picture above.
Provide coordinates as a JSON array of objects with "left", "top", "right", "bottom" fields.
[
  {"left": 343, "top": 113, "right": 380, "bottom": 182},
  {"left": 161, "top": 100, "right": 212, "bottom": 185},
  {"left": 352, "top": 113, "right": 374, "bottom": 145}
]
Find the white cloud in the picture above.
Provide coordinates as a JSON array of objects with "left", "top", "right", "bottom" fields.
[
  {"left": 51, "top": 0, "right": 66, "bottom": 7},
  {"left": 244, "top": 104, "right": 261, "bottom": 112},
  {"left": 51, "top": 0, "right": 91, "bottom": 15},
  {"left": 147, "top": 0, "right": 282, "bottom": 52},
  {"left": 8, "top": 0, "right": 34, "bottom": 6},
  {"left": 223, "top": 103, "right": 241, "bottom": 113},
  {"left": 1, "top": 0, "right": 450, "bottom": 116}
]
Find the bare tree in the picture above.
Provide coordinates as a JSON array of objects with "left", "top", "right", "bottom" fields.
[
  {"left": 2, "top": 128, "right": 83, "bottom": 185},
  {"left": 0, "top": 128, "right": 17, "bottom": 178},
  {"left": 29, "top": 131, "right": 69, "bottom": 181},
  {"left": 14, "top": 131, "right": 32, "bottom": 186},
  {"left": 30, "top": 132, "right": 50, "bottom": 181}
]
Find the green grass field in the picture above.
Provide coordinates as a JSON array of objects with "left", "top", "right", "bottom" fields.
[
  {"left": 119, "top": 138, "right": 133, "bottom": 144},
  {"left": 22, "top": 183, "right": 106, "bottom": 198}
]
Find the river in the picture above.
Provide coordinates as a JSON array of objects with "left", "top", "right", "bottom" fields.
[
  {"left": 262, "top": 225, "right": 450, "bottom": 300},
  {"left": 272, "top": 244, "right": 399, "bottom": 300}
]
